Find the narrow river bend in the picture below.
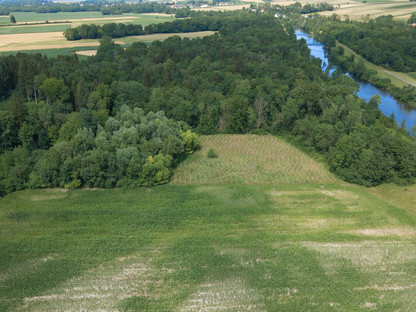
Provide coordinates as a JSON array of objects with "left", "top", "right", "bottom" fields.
[{"left": 295, "top": 30, "right": 416, "bottom": 132}]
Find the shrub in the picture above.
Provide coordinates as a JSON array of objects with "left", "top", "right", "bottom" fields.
[{"left": 207, "top": 149, "right": 218, "bottom": 158}]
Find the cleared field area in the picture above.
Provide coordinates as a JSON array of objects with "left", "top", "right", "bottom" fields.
[
  {"left": 0, "top": 24, "right": 70, "bottom": 35},
  {"left": 319, "top": 1, "right": 416, "bottom": 20},
  {"left": 337, "top": 42, "right": 416, "bottom": 88},
  {"left": 0, "top": 32, "right": 100, "bottom": 52},
  {"left": 0, "top": 12, "right": 174, "bottom": 36},
  {"left": 1, "top": 135, "right": 416, "bottom": 311},
  {"left": 171, "top": 134, "right": 338, "bottom": 185},
  {"left": 0, "top": 31, "right": 214, "bottom": 54},
  {"left": 1, "top": 183, "right": 416, "bottom": 310},
  {"left": 74, "top": 49, "right": 97, "bottom": 56}
]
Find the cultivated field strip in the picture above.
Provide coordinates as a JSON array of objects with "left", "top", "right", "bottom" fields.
[{"left": 171, "top": 135, "right": 337, "bottom": 185}]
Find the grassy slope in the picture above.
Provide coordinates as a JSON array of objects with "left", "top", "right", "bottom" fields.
[{"left": 1, "top": 135, "right": 416, "bottom": 311}]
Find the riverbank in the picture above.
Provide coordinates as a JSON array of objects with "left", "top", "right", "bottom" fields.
[
  {"left": 296, "top": 30, "right": 416, "bottom": 131},
  {"left": 337, "top": 42, "right": 416, "bottom": 89},
  {"left": 329, "top": 41, "right": 416, "bottom": 110}
]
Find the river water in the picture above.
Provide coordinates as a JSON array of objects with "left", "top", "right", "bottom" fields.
[{"left": 295, "top": 30, "right": 416, "bottom": 132}]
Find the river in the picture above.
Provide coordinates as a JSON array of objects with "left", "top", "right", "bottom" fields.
[{"left": 295, "top": 30, "right": 416, "bottom": 132}]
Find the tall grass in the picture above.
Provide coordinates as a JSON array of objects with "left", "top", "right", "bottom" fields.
[{"left": 171, "top": 135, "right": 338, "bottom": 185}]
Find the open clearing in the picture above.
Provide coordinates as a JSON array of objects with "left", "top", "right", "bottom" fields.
[
  {"left": 0, "top": 12, "right": 176, "bottom": 53},
  {"left": 319, "top": 1, "right": 416, "bottom": 20},
  {"left": 171, "top": 134, "right": 338, "bottom": 185},
  {"left": 0, "top": 31, "right": 215, "bottom": 53},
  {"left": 1, "top": 134, "right": 416, "bottom": 311}
]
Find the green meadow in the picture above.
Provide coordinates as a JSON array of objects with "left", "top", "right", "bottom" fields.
[
  {"left": 6, "top": 12, "right": 174, "bottom": 25},
  {"left": 0, "top": 24, "right": 70, "bottom": 35},
  {"left": 0, "top": 46, "right": 98, "bottom": 58},
  {"left": 1, "top": 135, "right": 416, "bottom": 311},
  {"left": 9, "top": 12, "right": 114, "bottom": 23}
]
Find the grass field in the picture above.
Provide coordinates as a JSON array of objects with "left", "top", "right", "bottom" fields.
[
  {"left": 0, "top": 46, "right": 99, "bottom": 59},
  {"left": 0, "top": 24, "right": 70, "bottom": 35},
  {"left": 337, "top": 42, "right": 416, "bottom": 88},
  {"left": 1, "top": 135, "right": 416, "bottom": 311},
  {"left": 0, "top": 31, "right": 214, "bottom": 56},
  {"left": 319, "top": 1, "right": 416, "bottom": 20},
  {"left": 171, "top": 135, "right": 338, "bottom": 185},
  {"left": 0, "top": 12, "right": 176, "bottom": 54},
  {"left": 0, "top": 31, "right": 214, "bottom": 57},
  {"left": 7, "top": 12, "right": 174, "bottom": 25}
]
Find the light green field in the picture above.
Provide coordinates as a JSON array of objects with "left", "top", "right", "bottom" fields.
[
  {"left": 0, "top": 24, "right": 70, "bottom": 35},
  {"left": 0, "top": 45, "right": 98, "bottom": 59},
  {"left": 0, "top": 12, "right": 174, "bottom": 35},
  {"left": 337, "top": 42, "right": 416, "bottom": 88},
  {"left": 11, "top": 11, "right": 121, "bottom": 23},
  {"left": 1, "top": 135, "right": 416, "bottom": 311}
]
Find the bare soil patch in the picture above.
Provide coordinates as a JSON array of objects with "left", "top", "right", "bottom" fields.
[
  {"left": 75, "top": 50, "right": 97, "bottom": 56},
  {"left": 348, "top": 227, "right": 416, "bottom": 238}
]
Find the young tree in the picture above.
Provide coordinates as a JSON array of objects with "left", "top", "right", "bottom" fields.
[{"left": 9, "top": 15, "right": 16, "bottom": 24}]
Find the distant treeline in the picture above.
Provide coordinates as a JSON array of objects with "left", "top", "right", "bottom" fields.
[
  {"left": 279, "top": 2, "right": 334, "bottom": 14},
  {"left": 0, "top": 11, "right": 415, "bottom": 196},
  {"left": 0, "top": 0, "right": 101, "bottom": 15},
  {"left": 0, "top": 0, "right": 181, "bottom": 16},
  {"left": 64, "top": 15, "right": 219, "bottom": 40}
]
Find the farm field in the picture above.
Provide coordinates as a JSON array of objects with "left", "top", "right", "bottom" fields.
[
  {"left": 0, "top": 31, "right": 215, "bottom": 55},
  {"left": 0, "top": 12, "right": 175, "bottom": 53},
  {"left": 1, "top": 135, "right": 416, "bottom": 311},
  {"left": 319, "top": 0, "right": 416, "bottom": 20},
  {"left": 0, "top": 24, "right": 70, "bottom": 35}
]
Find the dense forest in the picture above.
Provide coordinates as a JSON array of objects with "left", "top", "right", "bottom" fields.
[
  {"left": 0, "top": 11, "right": 415, "bottom": 197},
  {"left": 298, "top": 14, "right": 416, "bottom": 107}
]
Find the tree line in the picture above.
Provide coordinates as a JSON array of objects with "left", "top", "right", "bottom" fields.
[
  {"left": 64, "top": 14, "right": 222, "bottom": 40},
  {"left": 0, "top": 0, "right": 180, "bottom": 16},
  {"left": 0, "top": 11, "right": 415, "bottom": 196}
]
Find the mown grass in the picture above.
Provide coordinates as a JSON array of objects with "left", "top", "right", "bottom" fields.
[
  {"left": 1, "top": 135, "right": 416, "bottom": 311},
  {"left": 0, "top": 24, "right": 70, "bottom": 35},
  {"left": 8, "top": 11, "right": 174, "bottom": 25},
  {"left": 10, "top": 12, "right": 109, "bottom": 23}
]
